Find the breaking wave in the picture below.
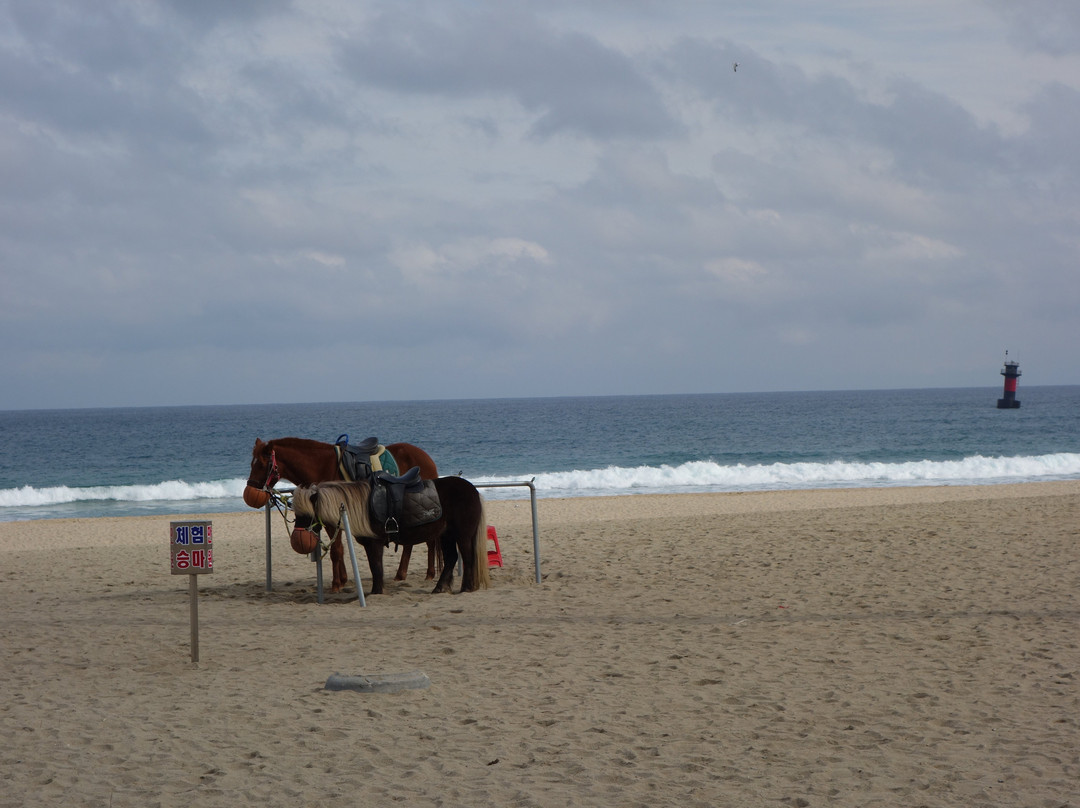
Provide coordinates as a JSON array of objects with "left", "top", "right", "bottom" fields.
[
  {"left": 0, "top": 480, "right": 246, "bottom": 511},
  {"left": 2, "top": 453, "right": 1078, "bottom": 518},
  {"left": 475, "top": 452, "right": 1080, "bottom": 498}
]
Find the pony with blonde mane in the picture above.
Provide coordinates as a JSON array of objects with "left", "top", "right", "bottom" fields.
[{"left": 290, "top": 476, "right": 490, "bottom": 595}]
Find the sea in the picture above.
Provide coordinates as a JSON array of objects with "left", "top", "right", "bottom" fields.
[{"left": 1, "top": 387, "right": 1078, "bottom": 523}]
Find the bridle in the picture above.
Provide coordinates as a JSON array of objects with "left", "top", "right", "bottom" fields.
[
  {"left": 255, "top": 448, "right": 282, "bottom": 492},
  {"left": 249, "top": 446, "right": 291, "bottom": 529}
]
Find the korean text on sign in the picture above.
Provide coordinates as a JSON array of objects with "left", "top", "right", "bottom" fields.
[{"left": 170, "top": 520, "right": 213, "bottom": 575}]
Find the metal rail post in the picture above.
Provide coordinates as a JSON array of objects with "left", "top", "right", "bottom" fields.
[
  {"left": 474, "top": 479, "right": 542, "bottom": 584},
  {"left": 264, "top": 501, "right": 273, "bottom": 592},
  {"left": 339, "top": 504, "right": 366, "bottom": 606}
]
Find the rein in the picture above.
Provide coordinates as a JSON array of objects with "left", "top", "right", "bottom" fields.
[{"left": 267, "top": 489, "right": 297, "bottom": 535}]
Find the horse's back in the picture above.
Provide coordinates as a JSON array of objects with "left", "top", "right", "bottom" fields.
[
  {"left": 434, "top": 475, "right": 485, "bottom": 539},
  {"left": 434, "top": 474, "right": 480, "bottom": 506},
  {"left": 387, "top": 442, "right": 438, "bottom": 479}
]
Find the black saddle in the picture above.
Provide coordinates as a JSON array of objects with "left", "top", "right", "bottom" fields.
[
  {"left": 335, "top": 435, "right": 381, "bottom": 481},
  {"left": 374, "top": 466, "right": 421, "bottom": 487},
  {"left": 369, "top": 468, "right": 441, "bottom": 538}
]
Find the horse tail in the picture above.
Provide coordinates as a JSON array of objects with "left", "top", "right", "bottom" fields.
[
  {"left": 433, "top": 537, "right": 446, "bottom": 575},
  {"left": 474, "top": 495, "right": 490, "bottom": 590}
]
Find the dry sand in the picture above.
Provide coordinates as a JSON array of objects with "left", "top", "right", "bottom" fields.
[{"left": 2, "top": 482, "right": 1078, "bottom": 807}]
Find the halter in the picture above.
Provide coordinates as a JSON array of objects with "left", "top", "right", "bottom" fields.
[
  {"left": 291, "top": 503, "right": 336, "bottom": 558},
  {"left": 261, "top": 449, "right": 282, "bottom": 491},
  {"left": 298, "top": 512, "right": 326, "bottom": 535}
]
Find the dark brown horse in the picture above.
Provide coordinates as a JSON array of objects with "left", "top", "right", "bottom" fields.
[
  {"left": 243, "top": 437, "right": 438, "bottom": 592},
  {"left": 289, "top": 477, "right": 490, "bottom": 595}
]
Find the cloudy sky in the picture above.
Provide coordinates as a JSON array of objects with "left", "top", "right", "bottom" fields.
[{"left": 2, "top": 0, "right": 1078, "bottom": 409}]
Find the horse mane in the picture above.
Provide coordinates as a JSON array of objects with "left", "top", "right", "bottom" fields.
[
  {"left": 293, "top": 480, "right": 375, "bottom": 538},
  {"left": 266, "top": 436, "right": 331, "bottom": 452},
  {"left": 252, "top": 436, "right": 329, "bottom": 466}
]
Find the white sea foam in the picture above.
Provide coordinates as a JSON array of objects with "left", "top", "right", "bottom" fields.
[
  {"left": 0, "top": 479, "right": 247, "bottom": 509},
  {"left": 474, "top": 452, "right": 1080, "bottom": 498},
  {"left": 2, "top": 454, "right": 1079, "bottom": 511}
]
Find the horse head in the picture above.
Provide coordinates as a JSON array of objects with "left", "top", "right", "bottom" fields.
[{"left": 243, "top": 438, "right": 279, "bottom": 509}]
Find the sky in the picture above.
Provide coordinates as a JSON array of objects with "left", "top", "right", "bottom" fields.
[{"left": 2, "top": 0, "right": 1078, "bottom": 409}]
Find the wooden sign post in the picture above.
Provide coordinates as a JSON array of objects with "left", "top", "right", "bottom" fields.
[{"left": 170, "top": 520, "right": 213, "bottom": 663}]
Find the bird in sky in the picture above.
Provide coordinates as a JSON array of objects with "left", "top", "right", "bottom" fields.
[{"left": 733, "top": 62, "right": 738, "bottom": 72}]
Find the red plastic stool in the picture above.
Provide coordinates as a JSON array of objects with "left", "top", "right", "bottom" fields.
[{"left": 486, "top": 525, "right": 503, "bottom": 568}]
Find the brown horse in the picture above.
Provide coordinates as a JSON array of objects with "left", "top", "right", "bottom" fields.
[
  {"left": 243, "top": 437, "right": 438, "bottom": 592},
  {"left": 289, "top": 477, "right": 490, "bottom": 595}
]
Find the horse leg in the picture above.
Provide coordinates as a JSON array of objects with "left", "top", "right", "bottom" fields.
[
  {"left": 426, "top": 541, "right": 437, "bottom": 580},
  {"left": 394, "top": 544, "right": 413, "bottom": 581},
  {"left": 432, "top": 532, "right": 457, "bottom": 594},
  {"left": 455, "top": 488, "right": 488, "bottom": 593},
  {"left": 329, "top": 531, "right": 348, "bottom": 593},
  {"left": 361, "top": 541, "right": 386, "bottom": 595}
]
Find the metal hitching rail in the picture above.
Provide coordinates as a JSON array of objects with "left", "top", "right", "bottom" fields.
[{"left": 263, "top": 478, "right": 542, "bottom": 603}]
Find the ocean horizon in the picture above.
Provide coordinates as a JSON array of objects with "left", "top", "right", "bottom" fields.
[{"left": 2, "top": 386, "right": 1078, "bottom": 522}]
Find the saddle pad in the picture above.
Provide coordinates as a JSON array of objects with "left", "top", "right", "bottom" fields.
[
  {"left": 377, "top": 447, "right": 399, "bottom": 476},
  {"left": 400, "top": 479, "right": 442, "bottom": 527}
]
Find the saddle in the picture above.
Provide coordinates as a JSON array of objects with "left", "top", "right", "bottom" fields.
[
  {"left": 335, "top": 435, "right": 440, "bottom": 539},
  {"left": 369, "top": 468, "right": 442, "bottom": 539},
  {"left": 334, "top": 435, "right": 399, "bottom": 482}
]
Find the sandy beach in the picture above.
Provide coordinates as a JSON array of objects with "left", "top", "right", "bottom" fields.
[{"left": 2, "top": 481, "right": 1078, "bottom": 807}]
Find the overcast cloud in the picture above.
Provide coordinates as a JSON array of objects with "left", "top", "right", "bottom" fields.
[{"left": 1, "top": 0, "right": 1077, "bottom": 409}]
